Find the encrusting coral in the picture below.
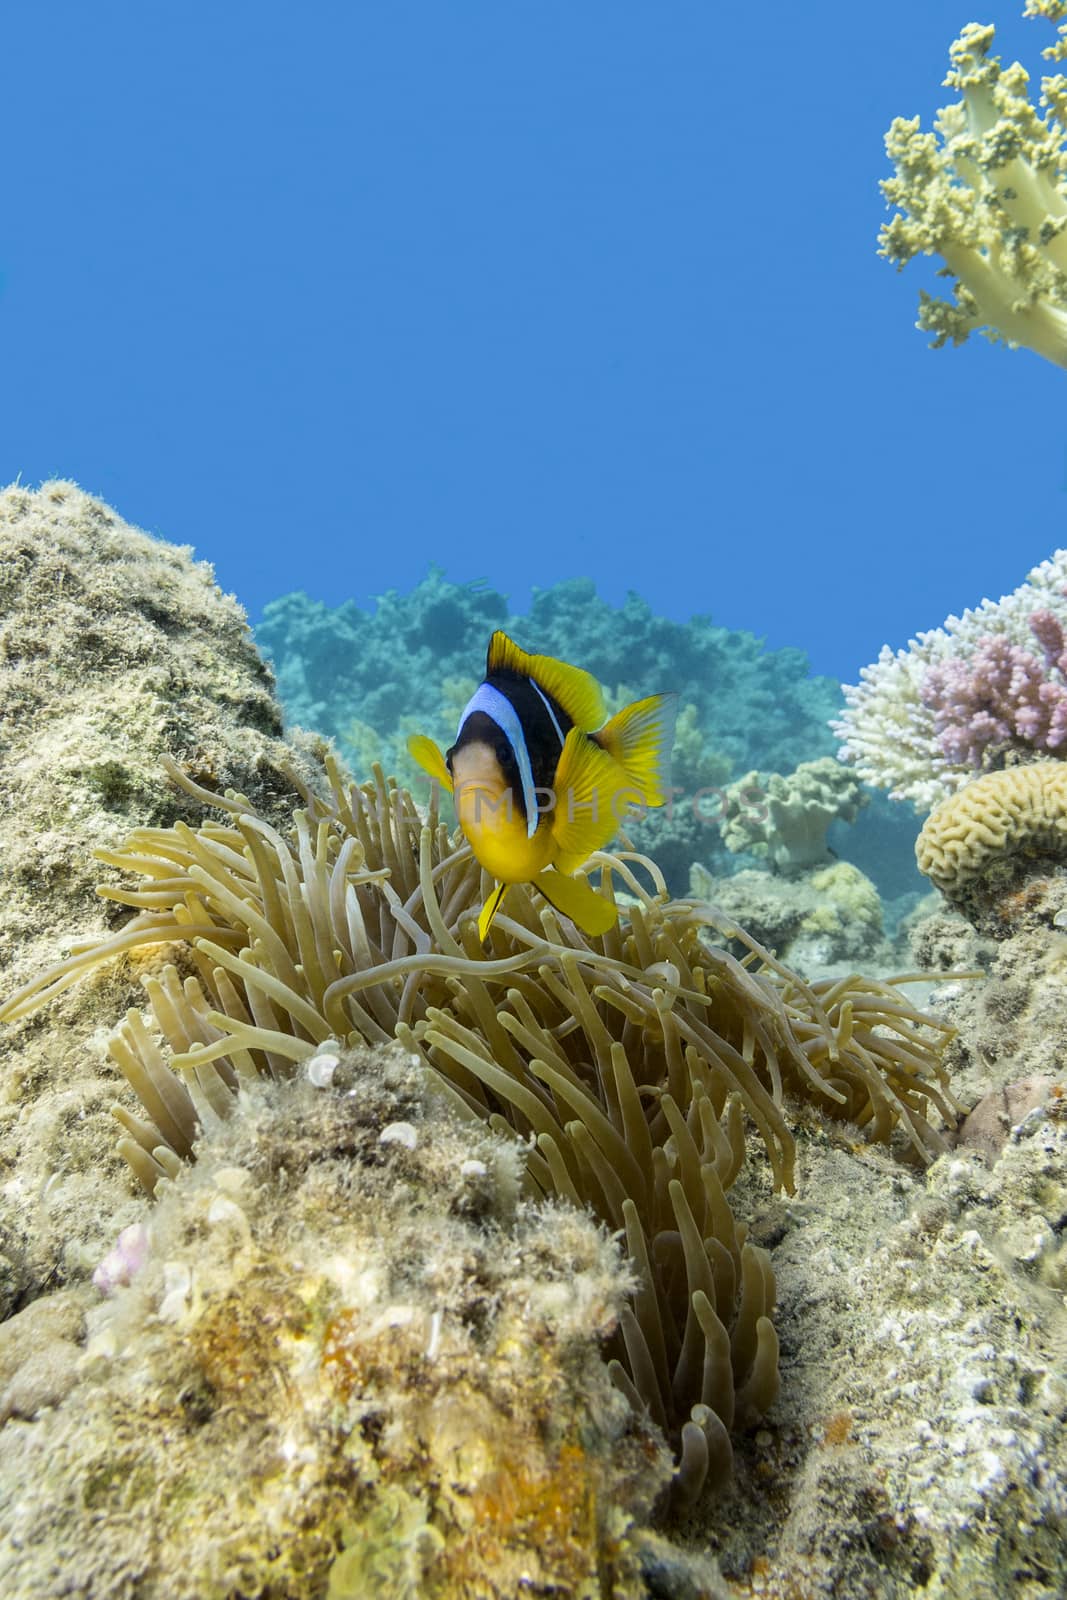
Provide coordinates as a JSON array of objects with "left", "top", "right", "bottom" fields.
[{"left": 1, "top": 753, "right": 960, "bottom": 1501}]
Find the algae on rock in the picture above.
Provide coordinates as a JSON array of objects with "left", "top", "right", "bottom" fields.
[
  {"left": 690, "top": 857, "right": 891, "bottom": 980},
  {"left": 0, "top": 480, "right": 327, "bottom": 1311},
  {"left": 0, "top": 1046, "right": 672, "bottom": 1600}
]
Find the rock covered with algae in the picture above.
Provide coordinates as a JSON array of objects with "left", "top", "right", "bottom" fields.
[
  {"left": 689, "top": 858, "right": 891, "bottom": 980},
  {"left": 0, "top": 480, "right": 328, "bottom": 1312},
  {"left": 706, "top": 1092, "right": 1067, "bottom": 1598},
  {"left": 0, "top": 1044, "right": 676, "bottom": 1599},
  {"left": 698, "top": 833, "right": 1067, "bottom": 1596}
]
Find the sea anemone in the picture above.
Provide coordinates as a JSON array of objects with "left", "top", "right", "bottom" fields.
[{"left": 0, "top": 755, "right": 958, "bottom": 1497}]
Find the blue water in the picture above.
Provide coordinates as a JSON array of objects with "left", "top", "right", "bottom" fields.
[{"left": 0, "top": 1, "right": 1061, "bottom": 685}]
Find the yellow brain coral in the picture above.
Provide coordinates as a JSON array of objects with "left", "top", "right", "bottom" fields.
[{"left": 916, "top": 761, "right": 1067, "bottom": 894}]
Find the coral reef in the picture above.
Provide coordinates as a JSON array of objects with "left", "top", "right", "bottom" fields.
[
  {"left": 881, "top": 2, "right": 1067, "bottom": 368},
  {"left": 834, "top": 548, "right": 1067, "bottom": 808},
  {"left": 0, "top": 480, "right": 327, "bottom": 1314},
  {"left": 915, "top": 762, "right": 1067, "bottom": 927},
  {"left": 0, "top": 1046, "right": 675, "bottom": 1599},
  {"left": 4, "top": 482, "right": 1065, "bottom": 1597},
  {"left": 719, "top": 757, "right": 866, "bottom": 872}
]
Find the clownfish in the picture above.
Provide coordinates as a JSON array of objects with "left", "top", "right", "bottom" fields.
[{"left": 408, "top": 630, "right": 677, "bottom": 941}]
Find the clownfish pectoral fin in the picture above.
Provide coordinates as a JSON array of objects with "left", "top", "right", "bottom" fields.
[
  {"left": 477, "top": 880, "right": 510, "bottom": 943},
  {"left": 549, "top": 727, "right": 629, "bottom": 873},
  {"left": 594, "top": 693, "right": 679, "bottom": 806},
  {"left": 534, "top": 868, "right": 618, "bottom": 938},
  {"left": 486, "top": 630, "right": 606, "bottom": 732},
  {"left": 407, "top": 733, "right": 453, "bottom": 794}
]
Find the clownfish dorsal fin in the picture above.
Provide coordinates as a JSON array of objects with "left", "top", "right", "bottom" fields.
[
  {"left": 486, "top": 630, "right": 606, "bottom": 733},
  {"left": 406, "top": 733, "right": 453, "bottom": 794},
  {"left": 549, "top": 727, "right": 630, "bottom": 872},
  {"left": 593, "top": 693, "right": 679, "bottom": 806},
  {"left": 533, "top": 868, "right": 618, "bottom": 937}
]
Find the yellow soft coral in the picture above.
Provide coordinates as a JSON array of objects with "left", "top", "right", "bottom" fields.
[{"left": 881, "top": 2, "right": 1067, "bottom": 366}]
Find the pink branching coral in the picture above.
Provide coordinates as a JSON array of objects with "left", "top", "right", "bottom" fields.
[
  {"left": 835, "top": 552, "right": 1067, "bottom": 808},
  {"left": 921, "top": 602, "right": 1067, "bottom": 767}
]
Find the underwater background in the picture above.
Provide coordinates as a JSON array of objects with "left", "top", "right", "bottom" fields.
[{"left": 3, "top": 4, "right": 1067, "bottom": 1597}]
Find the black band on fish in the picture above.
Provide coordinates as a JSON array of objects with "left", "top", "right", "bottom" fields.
[{"left": 450, "top": 668, "right": 573, "bottom": 830}]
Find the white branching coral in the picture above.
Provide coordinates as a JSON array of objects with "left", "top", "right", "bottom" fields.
[
  {"left": 833, "top": 549, "right": 1067, "bottom": 808},
  {"left": 881, "top": 1, "right": 1067, "bottom": 366}
]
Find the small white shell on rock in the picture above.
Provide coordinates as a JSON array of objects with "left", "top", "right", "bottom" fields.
[
  {"left": 307, "top": 1053, "right": 340, "bottom": 1088},
  {"left": 379, "top": 1121, "right": 418, "bottom": 1150},
  {"left": 459, "top": 1159, "right": 487, "bottom": 1178},
  {"left": 1000, "top": 1213, "right": 1057, "bottom": 1270}
]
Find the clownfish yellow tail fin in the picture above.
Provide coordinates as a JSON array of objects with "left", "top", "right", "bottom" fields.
[
  {"left": 595, "top": 693, "right": 678, "bottom": 806},
  {"left": 486, "top": 630, "right": 606, "bottom": 732},
  {"left": 407, "top": 733, "right": 453, "bottom": 794}
]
